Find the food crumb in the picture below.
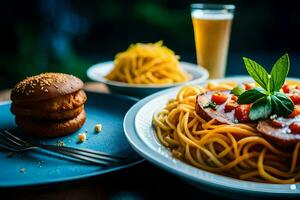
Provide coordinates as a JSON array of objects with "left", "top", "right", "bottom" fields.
[
  {"left": 78, "top": 133, "right": 86, "bottom": 143},
  {"left": 6, "top": 152, "right": 14, "bottom": 158},
  {"left": 56, "top": 140, "right": 65, "bottom": 147},
  {"left": 37, "top": 160, "right": 43, "bottom": 168},
  {"left": 94, "top": 124, "right": 102, "bottom": 133},
  {"left": 20, "top": 168, "right": 26, "bottom": 173}
]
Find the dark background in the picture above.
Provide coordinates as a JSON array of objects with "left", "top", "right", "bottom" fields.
[
  {"left": 0, "top": 1, "right": 300, "bottom": 199},
  {"left": 1, "top": 0, "right": 300, "bottom": 90}
]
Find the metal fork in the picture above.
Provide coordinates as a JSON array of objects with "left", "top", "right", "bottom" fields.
[{"left": 0, "top": 130, "right": 125, "bottom": 166}]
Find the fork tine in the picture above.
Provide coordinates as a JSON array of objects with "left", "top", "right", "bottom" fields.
[
  {"left": 0, "top": 132, "right": 24, "bottom": 147},
  {"left": 0, "top": 143, "right": 16, "bottom": 151},
  {"left": 0, "top": 135, "right": 22, "bottom": 151},
  {"left": 3, "top": 131, "right": 28, "bottom": 145}
]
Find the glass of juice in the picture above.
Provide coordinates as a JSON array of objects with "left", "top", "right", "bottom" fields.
[{"left": 191, "top": 4, "right": 235, "bottom": 78}]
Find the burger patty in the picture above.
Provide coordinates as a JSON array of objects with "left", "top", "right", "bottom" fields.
[
  {"left": 15, "top": 110, "right": 86, "bottom": 138},
  {"left": 13, "top": 90, "right": 87, "bottom": 111},
  {"left": 11, "top": 104, "right": 84, "bottom": 121}
]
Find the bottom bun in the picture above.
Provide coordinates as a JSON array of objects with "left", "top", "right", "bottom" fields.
[{"left": 15, "top": 110, "right": 86, "bottom": 137}]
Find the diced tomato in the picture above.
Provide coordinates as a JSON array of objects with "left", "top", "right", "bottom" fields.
[
  {"left": 245, "top": 83, "right": 256, "bottom": 90},
  {"left": 211, "top": 93, "right": 228, "bottom": 105},
  {"left": 289, "top": 94, "right": 300, "bottom": 104},
  {"left": 271, "top": 119, "right": 283, "bottom": 128},
  {"left": 288, "top": 107, "right": 300, "bottom": 118},
  {"left": 282, "top": 84, "right": 290, "bottom": 93},
  {"left": 231, "top": 95, "right": 238, "bottom": 102},
  {"left": 225, "top": 100, "right": 238, "bottom": 112},
  {"left": 289, "top": 122, "right": 300, "bottom": 134},
  {"left": 234, "top": 104, "right": 251, "bottom": 122}
]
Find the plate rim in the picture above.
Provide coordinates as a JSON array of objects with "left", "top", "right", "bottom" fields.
[
  {"left": 123, "top": 76, "right": 300, "bottom": 196},
  {"left": 0, "top": 91, "right": 144, "bottom": 188},
  {"left": 86, "top": 61, "right": 209, "bottom": 88}
]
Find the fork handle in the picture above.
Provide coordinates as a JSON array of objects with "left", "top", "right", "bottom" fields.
[
  {"left": 36, "top": 145, "right": 112, "bottom": 165},
  {"left": 39, "top": 144, "right": 123, "bottom": 162}
]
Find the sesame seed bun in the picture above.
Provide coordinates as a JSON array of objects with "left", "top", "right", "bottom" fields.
[{"left": 11, "top": 73, "right": 84, "bottom": 104}]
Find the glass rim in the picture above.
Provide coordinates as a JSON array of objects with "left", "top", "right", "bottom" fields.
[{"left": 191, "top": 3, "right": 235, "bottom": 11}]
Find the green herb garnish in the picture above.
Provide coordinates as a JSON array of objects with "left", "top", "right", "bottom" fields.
[
  {"left": 204, "top": 101, "right": 217, "bottom": 110},
  {"left": 237, "top": 88, "right": 265, "bottom": 104},
  {"left": 238, "top": 54, "right": 294, "bottom": 120},
  {"left": 231, "top": 85, "right": 245, "bottom": 96}
]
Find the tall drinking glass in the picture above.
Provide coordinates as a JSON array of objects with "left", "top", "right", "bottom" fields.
[{"left": 191, "top": 4, "right": 235, "bottom": 78}]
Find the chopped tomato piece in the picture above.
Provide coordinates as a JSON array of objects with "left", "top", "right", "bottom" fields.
[
  {"left": 288, "top": 107, "right": 300, "bottom": 118},
  {"left": 289, "top": 94, "right": 300, "bottom": 104},
  {"left": 244, "top": 83, "right": 256, "bottom": 90},
  {"left": 211, "top": 93, "right": 228, "bottom": 105},
  {"left": 225, "top": 100, "right": 238, "bottom": 112},
  {"left": 271, "top": 119, "right": 283, "bottom": 128},
  {"left": 235, "top": 104, "right": 251, "bottom": 122},
  {"left": 289, "top": 122, "right": 300, "bottom": 134},
  {"left": 231, "top": 95, "right": 238, "bottom": 102},
  {"left": 282, "top": 84, "right": 290, "bottom": 93}
]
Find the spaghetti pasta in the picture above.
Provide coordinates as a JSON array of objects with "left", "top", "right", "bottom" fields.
[
  {"left": 105, "top": 41, "right": 188, "bottom": 84},
  {"left": 153, "top": 84, "right": 300, "bottom": 183}
]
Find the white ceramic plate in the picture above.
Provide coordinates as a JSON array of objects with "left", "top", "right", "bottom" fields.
[
  {"left": 87, "top": 61, "right": 208, "bottom": 98},
  {"left": 123, "top": 76, "right": 300, "bottom": 198}
]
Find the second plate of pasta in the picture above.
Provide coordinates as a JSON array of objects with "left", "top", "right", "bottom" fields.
[{"left": 87, "top": 61, "right": 208, "bottom": 98}]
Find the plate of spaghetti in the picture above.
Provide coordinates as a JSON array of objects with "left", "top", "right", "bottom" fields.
[
  {"left": 87, "top": 42, "right": 208, "bottom": 97},
  {"left": 123, "top": 54, "right": 300, "bottom": 198}
]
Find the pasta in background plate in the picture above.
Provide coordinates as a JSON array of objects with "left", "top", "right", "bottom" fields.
[{"left": 105, "top": 41, "right": 188, "bottom": 85}]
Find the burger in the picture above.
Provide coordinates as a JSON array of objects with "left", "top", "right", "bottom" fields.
[{"left": 10, "top": 73, "right": 87, "bottom": 137}]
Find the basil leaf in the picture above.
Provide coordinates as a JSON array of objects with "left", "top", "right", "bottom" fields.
[
  {"left": 231, "top": 85, "right": 245, "bottom": 96},
  {"left": 243, "top": 57, "right": 270, "bottom": 91},
  {"left": 270, "top": 54, "right": 290, "bottom": 92},
  {"left": 237, "top": 88, "right": 266, "bottom": 104},
  {"left": 271, "top": 92, "right": 294, "bottom": 116},
  {"left": 249, "top": 96, "right": 272, "bottom": 120}
]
